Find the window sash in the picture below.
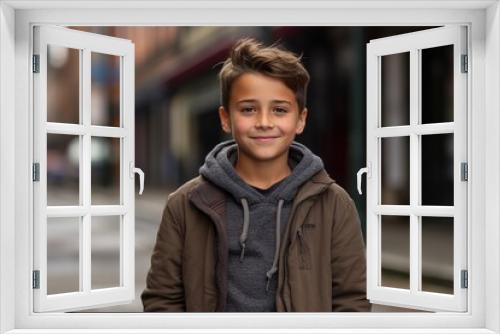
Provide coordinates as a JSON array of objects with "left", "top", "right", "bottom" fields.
[
  {"left": 365, "top": 25, "right": 468, "bottom": 312},
  {"left": 32, "top": 25, "right": 135, "bottom": 312}
]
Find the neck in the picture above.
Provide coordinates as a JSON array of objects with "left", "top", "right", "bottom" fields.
[{"left": 235, "top": 152, "right": 291, "bottom": 190}]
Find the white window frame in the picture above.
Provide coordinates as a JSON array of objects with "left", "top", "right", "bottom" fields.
[{"left": 0, "top": 1, "right": 499, "bottom": 333}]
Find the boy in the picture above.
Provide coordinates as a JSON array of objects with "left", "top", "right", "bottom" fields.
[{"left": 141, "top": 38, "right": 370, "bottom": 312}]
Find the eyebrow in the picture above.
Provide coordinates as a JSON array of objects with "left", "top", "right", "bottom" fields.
[{"left": 236, "top": 99, "right": 292, "bottom": 105}]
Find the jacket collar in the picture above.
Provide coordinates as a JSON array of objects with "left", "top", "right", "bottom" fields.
[
  {"left": 188, "top": 176, "right": 226, "bottom": 218},
  {"left": 292, "top": 169, "right": 334, "bottom": 204}
]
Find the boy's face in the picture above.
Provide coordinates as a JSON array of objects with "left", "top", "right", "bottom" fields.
[{"left": 219, "top": 72, "right": 307, "bottom": 164}]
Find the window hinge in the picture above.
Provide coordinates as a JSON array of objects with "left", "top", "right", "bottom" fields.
[
  {"left": 33, "top": 163, "right": 40, "bottom": 182},
  {"left": 32, "top": 270, "right": 40, "bottom": 289},
  {"left": 461, "top": 162, "right": 468, "bottom": 181},
  {"left": 32, "top": 55, "right": 40, "bottom": 73},
  {"left": 461, "top": 269, "right": 468, "bottom": 289},
  {"left": 461, "top": 54, "right": 468, "bottom": 73}
]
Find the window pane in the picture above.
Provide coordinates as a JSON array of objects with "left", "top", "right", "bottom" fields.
[
  {"left": 91, "top": 137, "right": 121, "bottom": 205},
  {"left": 381, "top": 52, "right": 410, "bottom": 127},
  {"left": 421, "top": 45, "right": 454, "bottom": 124},
  {"left": 381, "top": 215, "right": 410, "bottom": 289},
  {"left": 381, "top": 137, "right": 410, "bottom": 205},
  {"left": 91, "top": 216, "right": 121, "bottom": 289},
  {"left": 47, "top": 45, "right": 80, "bottom": 124},
  {"left": 47, "top": 217, "right": 80, "bottom": 294},
  {"left": 422, "top": 134, "right": 454, "bottom": 206},
  {"left": 47, "top": 134, "right": 80, "bottom": 206},
  {"left": 91, "top": 52, "right": 120, "bottom": 127},
  {"left": 422, "top": 217, "right": 454, "bottom": 294}
]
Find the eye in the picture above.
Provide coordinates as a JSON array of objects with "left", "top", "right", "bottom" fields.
[
  {"left": 274, "top": 107, "right": 288, "bottom": 114},
  {"left": 241, "top": 106, "right": 256, "bottom": 113}
]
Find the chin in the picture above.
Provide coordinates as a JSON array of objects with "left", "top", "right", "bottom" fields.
[{"left": 247, "top": 148, "right": 288, "bottom": 162}]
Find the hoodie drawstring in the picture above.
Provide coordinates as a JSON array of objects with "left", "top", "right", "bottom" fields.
[
  {"left": 239, "top": 198, "right": 250, "bottom": 262},
  {"left": 238, "top": 198, "right": 285, "bottom": 292}
]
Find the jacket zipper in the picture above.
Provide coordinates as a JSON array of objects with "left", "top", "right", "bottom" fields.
[{"left": 297, "top": 228, "right": 311, "bottom": 270}]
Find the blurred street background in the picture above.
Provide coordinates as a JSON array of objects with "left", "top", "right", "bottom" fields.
[{"left": 45, "top": 26, "right": 455, "bottom": 313}]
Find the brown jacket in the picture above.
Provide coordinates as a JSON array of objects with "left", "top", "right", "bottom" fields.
[{"left": 141, "top": 170, "right": 370, "bottom": 312}]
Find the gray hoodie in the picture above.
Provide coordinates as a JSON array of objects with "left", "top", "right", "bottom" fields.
[{"left": 199, "top": 139, "right": 324, "bottom": 312}]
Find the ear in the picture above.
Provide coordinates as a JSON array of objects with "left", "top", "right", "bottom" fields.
[
  {"left": 218, "top": 106, "right": 231, "bottom": 134},
  {"left": 296, "top": 108, "right": 308, "bottom": 135}
]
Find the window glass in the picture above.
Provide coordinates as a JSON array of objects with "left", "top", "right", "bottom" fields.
[
  {"left": 421, "top": 45, "right": 454, "bottom": 124},
  {"left": 47, "top": 134, "right": 80, "bottom": 206},
  {"left": 421, "top": 134, "right": 454, "bottom": 206},
  {"left": 421, "top": 217, "right": 454, "bottom": 294},
  {"left": 91, "top": 52, "right": 121, "bottom": 127},
  {"left": 47, "top": 45, "right": 80, "bottom": 124},
  {"left": 91, "top": 216, "right": 121, "bottom": 289},
  {"left": 381, "top": 137, "right": 410, "bottom": 205},
  {"left": 91, "top": 137, "right": 121, "bottom": 205},
  {"left": 47, "top": 217, "right": 80, "bottom": 294},
  {"left": 381, "top": 215, "right": 410, "bottom": 289},
  {"left": 381, "top": 52, "right": 410, "bottom": 127}
]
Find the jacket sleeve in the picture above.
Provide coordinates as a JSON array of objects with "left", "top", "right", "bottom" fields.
[
  {"left": 330, "top": 191, "right": 371, "bottom": 312},
  {"left": 141, "top": 196, "right": 186, "bottom": 312}
]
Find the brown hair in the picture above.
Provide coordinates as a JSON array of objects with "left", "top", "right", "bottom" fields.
[{"left": 218, "top": 38, "right": 310, "bottom": 111}]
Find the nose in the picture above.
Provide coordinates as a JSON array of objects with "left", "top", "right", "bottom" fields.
[{"left": 256, "top": 110, "right": 274, "bottom": 129}]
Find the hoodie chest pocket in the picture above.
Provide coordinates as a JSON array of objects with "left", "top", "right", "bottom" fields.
[{"left": 296, "top": 223, "right": 315, "bottom": 270}]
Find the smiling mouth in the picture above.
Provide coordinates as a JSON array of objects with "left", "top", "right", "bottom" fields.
[{"left": 250, "top": 136, "right": 279, "bottom": 142}]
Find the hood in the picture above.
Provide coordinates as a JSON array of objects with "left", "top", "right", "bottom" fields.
[{"left": 199, "top": 139, "right": 324, "bottom": 205}]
